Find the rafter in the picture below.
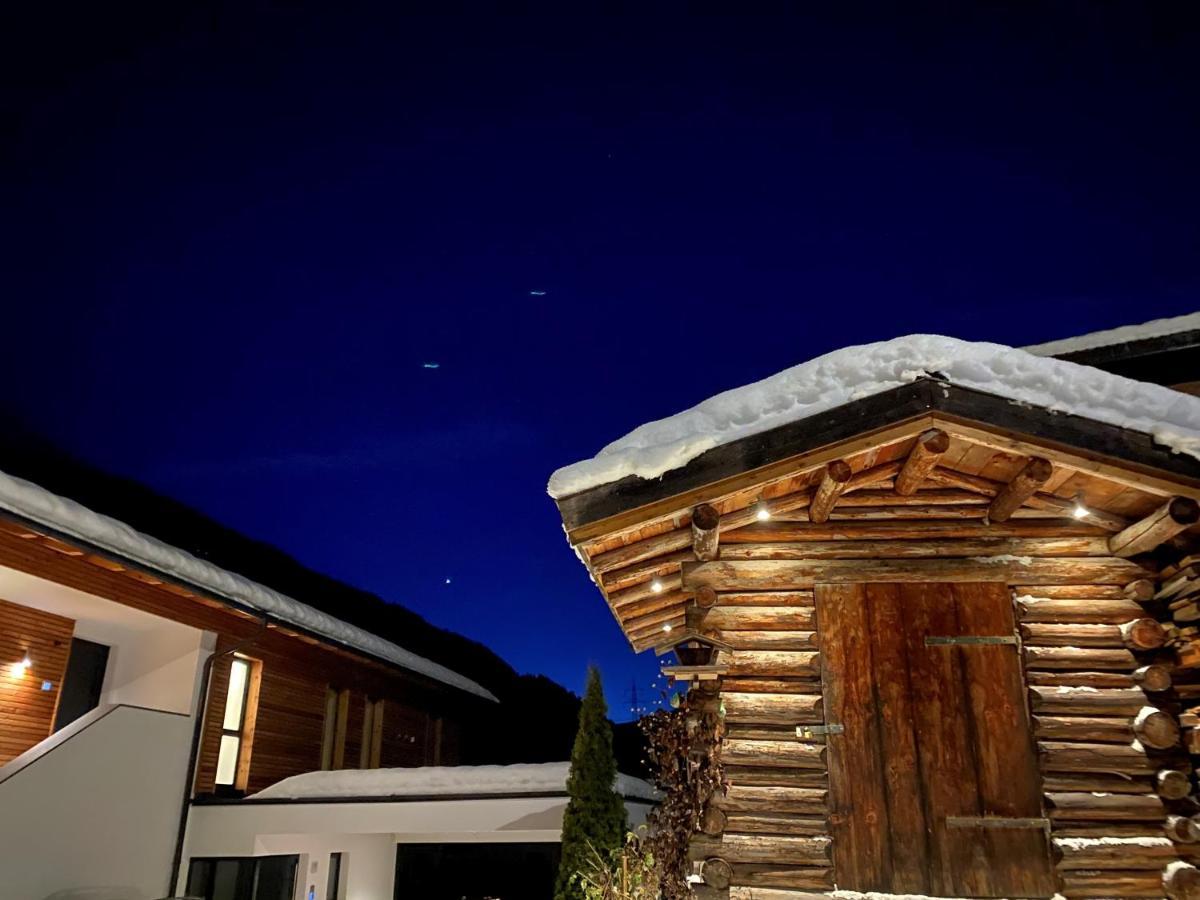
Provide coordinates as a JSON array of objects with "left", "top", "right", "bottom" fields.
[
  {"left": 809, "top": 461, "right": 852, "bottom": 524},
  {"left": 895, "top": 429, "right": 950, "bottom": 495},
  {"left": 987, "top": 457, "right": 1053, "bottom": 523},
  {"left": 691, "top": 503, "right": 721, "bottom": 561},
  {"left": 1108, "top": 497, "right": 1200, "bottom": 558}
]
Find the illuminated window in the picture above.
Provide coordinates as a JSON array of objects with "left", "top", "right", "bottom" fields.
[{"left": 214, "top": 657, "right": 259, "bottom": 789}]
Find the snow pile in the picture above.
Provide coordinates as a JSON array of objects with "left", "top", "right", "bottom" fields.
[
  {"left": 248, "top": 761, "right": 658, "bottom": 801},
  {"left": 1024, "top": 311, "right": 1200, "bottom": 358},
  {"left": 1055, "top": 836, "right": 1171, "bottom": 849},
  {"left": 0, "top": 470, "right": 497, "bottom": 702},
  {"left": 548, "top": 334, "right": 1200, "bottom": 498},
  {"left": 972, "top": 555, "right": 1034, "bottom": 566}
]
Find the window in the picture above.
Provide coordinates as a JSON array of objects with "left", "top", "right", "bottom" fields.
[
  {"left": 214, "top": 656, "right": 260, "bottom": 790},
  {"left": 326, "top": 852, "right": 344, "bottom": 900},
  {"left": 321, "top": 687, "right": 349, "bottom": 770},
  {"left": 186, "top": 855, "right": 297, "bottom": 900},
  {"left": 360, "top": 697, "right": 384, "bottom": 769}
]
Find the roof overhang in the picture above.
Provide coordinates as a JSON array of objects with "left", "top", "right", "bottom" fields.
[{"left": 557, "top": 376, "right": 1200, "bottom": 544}]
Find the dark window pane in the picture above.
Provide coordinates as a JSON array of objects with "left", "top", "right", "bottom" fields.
[
  {"left": 185, "top": 856, "right": 296, "bottom": 900},
  {"left": 394, "top": 843, "right": 560, "bottom": 900},
  {"left": 327, "top": 853, "right": 343, "bottom": 900}
]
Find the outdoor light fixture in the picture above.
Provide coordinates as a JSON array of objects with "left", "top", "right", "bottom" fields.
[
  {"left": 10, "top": 655, "right": 31, "bottom": 677},
  {"left": 651, "top": 579, "right": 664, "bottom": 593},
  {"left": 755, "top": 499, "right": 771, "bottom": 521},
  {"left": 662, "top": 624, "right": 672, "bottom": 633},
  {"left": 1073, "top": 495, "right": 1089, "bottom": 519}
]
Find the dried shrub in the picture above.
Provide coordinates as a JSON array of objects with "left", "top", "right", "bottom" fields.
[
  {"left": 640, "top": 688, "right": 726, "bottom": 900},
  {"left": 572, "top": 833, "right": 660, "bottom": 900}
]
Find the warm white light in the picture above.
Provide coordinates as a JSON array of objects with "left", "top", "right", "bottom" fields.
[
  {"left": 651, "top": 579, "right": 664, "bottom": 593},
  {"left": 755, "top": 500, "right": 771, "bottom": 521},
  {"left": 662, "top": 624, "right": 672, "bottom": 633},
  {"left": 10, "top": 656, "right": 31, "bottom": 677},
  {"left": 1072, "top": 496, "right": 1089, "bottom": 519}
]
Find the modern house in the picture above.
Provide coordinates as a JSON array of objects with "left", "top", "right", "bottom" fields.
[
  {"left": 0, "top": 449, "right": 652, "bottom": 900},
  {"left": 550, "top": 324, "right": 1200, "bottom": 900}
]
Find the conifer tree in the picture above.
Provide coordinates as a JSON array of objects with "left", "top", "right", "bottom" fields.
[{"left": 555, "top": 665, "right": 627, "bottom": 900}]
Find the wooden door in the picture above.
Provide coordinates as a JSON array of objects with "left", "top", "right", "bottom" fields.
[{"left": 817, "top": 582, "right": 1056, "bottom": 898}]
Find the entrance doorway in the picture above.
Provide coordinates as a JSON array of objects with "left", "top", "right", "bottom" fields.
[
  {"left": 53, "top": 637, "right": 109, "bottom": 731},
  {"left": 816, "top": 582, "right": 1055, "bottom": 898}
]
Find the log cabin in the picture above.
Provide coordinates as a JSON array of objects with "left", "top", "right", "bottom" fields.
[
  {"left": 0, "top": 448, "right": 652, "bottom": 900},
  {"left": 550, "top": 331, "right": 1200, "bottom": 900}
]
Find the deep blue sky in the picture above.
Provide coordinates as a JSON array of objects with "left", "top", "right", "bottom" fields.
[{"left": 2, "top": 3, "right": 1198, "bottom": 717}]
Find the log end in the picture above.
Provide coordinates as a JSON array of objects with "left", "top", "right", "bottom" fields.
[
  {"left": 921, "top": 428, "right": 951, "bottom": 454},
  {"left": 826, "top": 459, "right": 853, "bottom": 483},
  {"left": 1171, "top": 497, "right": 1200, "bottom": 526},
  {"left": 693, "top": 503, "right": 722, "bottom": 532}
]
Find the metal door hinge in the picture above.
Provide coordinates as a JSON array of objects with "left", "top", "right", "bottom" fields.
[
  {"left": 946, "top": 815, "right": 1051, "bottom": 836},
  {"left": 797, "top": 723, "right": 844, "bottom": 738},
  {"left": 925, "top": 635, "right": 1018, "bottom": 646}
]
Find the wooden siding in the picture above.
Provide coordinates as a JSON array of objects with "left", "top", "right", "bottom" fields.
[
  {"left": 0, "top": 524, "right": 470, "bottom": 796},
  {"left": 0, "top": 596, "right": 74, "bottom": 765}
]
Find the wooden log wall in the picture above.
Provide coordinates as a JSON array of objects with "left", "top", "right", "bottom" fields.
[{"left": 680, "top": 504, "right": 1200, "bottom": 899}]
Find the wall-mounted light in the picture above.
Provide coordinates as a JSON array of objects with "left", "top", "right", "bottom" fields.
[
  {"left": 1072, "top": 494, "right": 1090, "bottom": 520},
  {"left": 662, "top": 623, "right": 672, "bottom": 633},
  {"left": 9, "top": 655, "right": 31, "bottom": 677},
  {"left": 651, "top": 579, "right": 664, "bottom": 593},
  {"left": 754, "top": 499, "right": 771, "bottom": 522}
]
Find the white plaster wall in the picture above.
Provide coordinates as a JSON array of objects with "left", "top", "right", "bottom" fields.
[
  {"left": 183, "top": 795, "right": 655, "bottom": 900},
  {"left": 0, "top": 705, "right": 196, "bottom": 900},
  {"left": 77, "top": 617, "right": 207, "bottom": 714}
]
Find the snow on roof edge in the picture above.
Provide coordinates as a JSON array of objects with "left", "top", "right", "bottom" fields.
[
  {"left": 0, "top": 469, "right": 498, "bottom": 702},
  {"left": 1022, "top": 311, "right": 1200, "bottom": 358},
  {"left": 548, "top": 333, "right": 1200, "bottom": 499},
  {"left": 247, "top": 761, "right": 658, "bottom": 802}
]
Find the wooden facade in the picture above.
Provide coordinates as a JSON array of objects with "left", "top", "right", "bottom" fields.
[
  {"left": 0, "top": 596, "right": 73, "bottom": 765},
  {"left": 555, "top": 383, "right": 1200, "bottom": 900},
  {"left": 0, "top": 515, "right": 474, "bottom": 794}
]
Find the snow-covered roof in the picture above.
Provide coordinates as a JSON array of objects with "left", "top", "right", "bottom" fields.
[
  {"left": 0, "top": 469, "right": 497, "bottom": 702},
  {"left": 247, "top": 761, "right": 658, "bottom": 802},
  {"left": 1023, "top": 311, "right": 1200, "bottom": 358},
  {"left": 548, "top": 334, "right": 1200, "bottom": 499}
]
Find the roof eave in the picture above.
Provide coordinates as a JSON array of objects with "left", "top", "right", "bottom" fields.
[{"left": 555, "top": 376, "right": 1200, "bottom": 541}]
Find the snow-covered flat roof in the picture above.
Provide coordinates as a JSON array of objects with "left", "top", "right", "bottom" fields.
[
  {"left": 1023, "top": 311, "right": 1200, "bottom": 358},
  {"left": 0, "top": 470, "right": 497, "bottom": 702},
  {"left": 548, "top": 334, "right": 1200, "bottom": 499},
  {"left": 247, "top": 761, "right": 658, "bottom": 802}
]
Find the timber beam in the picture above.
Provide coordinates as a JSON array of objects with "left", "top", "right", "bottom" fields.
[
  {"left": 1108, "top": 497, "right": 1200, "bottom": 558},
  {"left": 682, "top": 557, "right": 1150, "bottom": 590},
  {"left": 692, "top": 503, "right": 721, "bottom": 561},
  {"left": 895, "top": 428, "right": 950, "bottom": 495},
  {"left": 809, "top": 461, "right": 852, "bottom": 524},
  {"left": 988, "top": 457, "right": 1053, "bottom": 523}
]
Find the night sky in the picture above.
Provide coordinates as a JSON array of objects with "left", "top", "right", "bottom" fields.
[{"left": 3, "top": 3, "right": 1198, "bottom": 718}]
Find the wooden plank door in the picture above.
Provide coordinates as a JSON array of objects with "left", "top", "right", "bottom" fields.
[{"left": 818, "top": 581, "right": 1056, "bottom": 898}]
